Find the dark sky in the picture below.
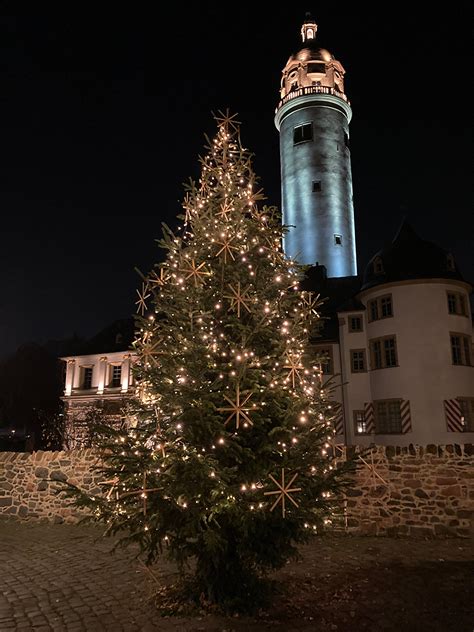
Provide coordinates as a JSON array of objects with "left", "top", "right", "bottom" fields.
[{"left": 1, "top": 2, "right": 472, "bottom": 357}]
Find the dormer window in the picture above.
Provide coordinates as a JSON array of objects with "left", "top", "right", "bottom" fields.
[
  {"left": 446, "top": 253, "right": 455, "bottom": 271},
  {"left": 373, "top": 257, "right": 384, "bottom": 274},
  {"left": 306, "top": 28, "right": 314, "bottom": 39}
]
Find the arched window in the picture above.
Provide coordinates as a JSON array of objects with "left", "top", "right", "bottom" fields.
[
  {"left": 306, "top": 28, "right": 314, "bottom": 39},
  {"left": 446, "top": 253, "right": 455, "bottom": 271}
]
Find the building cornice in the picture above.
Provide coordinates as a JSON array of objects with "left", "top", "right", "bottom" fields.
[{"left": 357, "top": 277, "right": 473, "bottom": 300}]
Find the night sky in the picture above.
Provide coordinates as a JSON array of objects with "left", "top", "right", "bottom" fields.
[{"left": 1, "top": 3, "right": 472, "bottom": 358}]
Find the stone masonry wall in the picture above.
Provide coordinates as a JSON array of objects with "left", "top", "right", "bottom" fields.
[
  {"left": 343, "top": 444, "right": 474, "bottom": 537},
  {"left": 0, "top": 445, "right": 473, "bottom": 535},
  {"left": 0, "top": 450, "right": 103, "bottom": 523}
]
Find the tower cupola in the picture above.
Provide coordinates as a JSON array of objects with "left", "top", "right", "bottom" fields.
[
  {"left": 280, "top": 15, "right": 347, "bottom": 102},
  {"left": 301, "top": 13, "right": 317, "bottom": 42}
]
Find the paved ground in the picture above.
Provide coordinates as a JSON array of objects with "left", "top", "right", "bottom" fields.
[{"left": 0, "top": 519, "right": 473, "bottom": 631}]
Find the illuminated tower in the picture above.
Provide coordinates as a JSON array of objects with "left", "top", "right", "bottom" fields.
[{"left": 275, "top": 15, "right": 357, "bottom": 277}]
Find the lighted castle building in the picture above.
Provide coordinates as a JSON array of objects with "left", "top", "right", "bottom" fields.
[{"left": 61, "top": 15, "right": 473, "bottom": 447}]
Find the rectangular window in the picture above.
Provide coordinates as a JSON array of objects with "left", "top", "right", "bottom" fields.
[
  {"left": 312, "top": 180, "right": 321, "bottom": 192},
  {"left": 371, "top": 340, "right": 382, "bottom": 369},
  {"left": 368, "top": 294, "right": 393, "bottom": 321},
  {"left": 293, "top": 123, "right": 313, "bottom": 145},
  {"left": 459, "top": 398, "right": 474, "bottom": 432},
  {"left": 350, "top": 349, "right": 366, "bottom": 373},
  {"left": 354, "top": 410, "right": 368, "bottom": 435},
  {"left": 450, "top": 333, "right": 472, "bottom": 366},
  {"left": 447, "top": 291, "right": 468, "bottom": 316},
  {"left": 384, "top": 337, "right": 397, "bottom": 367},
  {"left": 110, "top": 365, "right": 122, "bottom": 388},
  {"left": 334, "top": 234, "right": 342, "bottom": 245},
  {"left": 375, "top": 400, "right": 402, "bottom": 434},
  {"left": 82, "top": 367, "right": 93, "bottom": 390},
  {"left": 380, "top": 295, "right": 393, "bottom": 318},
  {"left": 315, "top": 346, "right": 333, "bottom": 374},
  {"left": 368, "top": 299, "right": 378, "bottom": 322},
  {"left": 370, "top": 336, "right": 398, "bottom": 369},
  {"left": 348, "top": 315, "right": 363, "bottom": 332}
]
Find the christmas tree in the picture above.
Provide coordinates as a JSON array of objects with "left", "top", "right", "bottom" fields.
[{"left": 73, "top": 113, "right": 353, "bottom": 611}]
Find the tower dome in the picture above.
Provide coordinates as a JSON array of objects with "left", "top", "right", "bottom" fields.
[
  {"left": 279, "top": 14, "right": 347, "bottom": 102},
  {"left": 361, "top": 220, "right": 465, "bottom": 290}
]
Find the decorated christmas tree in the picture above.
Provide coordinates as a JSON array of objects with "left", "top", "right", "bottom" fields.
[{"left": 73, "top": 113, "right": 353, "bottom": 611}]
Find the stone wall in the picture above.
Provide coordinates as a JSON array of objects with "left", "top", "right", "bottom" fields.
[
  {"left": 0, "top": 445, "right": 473, "bottom": 536},
  {"left": 342, "top": 444, "right": 474, "bottom": 537},
  {"left": 0, "top": 450, "right": 103, "bottom": 523}
]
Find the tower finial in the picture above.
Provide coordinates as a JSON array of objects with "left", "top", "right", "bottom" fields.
[{"left": 301, "top": 13, "right": 317, "bottom": 42}]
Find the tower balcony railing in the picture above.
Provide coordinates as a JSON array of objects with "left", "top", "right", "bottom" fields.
[{"left": 276, "top": 85, "right": 349, "bottom": 112}]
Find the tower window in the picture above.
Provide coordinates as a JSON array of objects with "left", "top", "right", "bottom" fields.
[
  {"left": 293, "top": 123, "right": 313, "bottom": 145},
  {"left": 312, "top": 181, "right": 321, "bottom": 192},
  {"left": 308, "top": 63, "right": 325, "bottom": 74},
  {"left": 334, "top": 234, "right": 342, "bottom": 246},
  {"left": 344, "top": 132, "right": 350, "bottom": 148}
]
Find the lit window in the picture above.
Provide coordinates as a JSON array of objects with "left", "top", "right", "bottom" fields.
[
  {"left": 458, "top": 398, "right": 474, "bottom": 432},
  {"left": 450, "top": 333, "right": 472, "bottom": 366},
  {"left": 375, "top": 400, "right": 402, "bottom": 434},
  {"left": 315, "top": 346, "right": 333, "bottom": 374},
  {"left": 354, "top": 410, "right": 368, "bottom": 435},
  {"left": 350, "top": 350, "right": 366, "bottom": 373},
  {"left": 312, "top": 181, "right": 321, "bottom": 192},
  {"left": 110, "top": 365, "right": 122, "bottom": 388},
  {"left": 334, "top": 234, "right": 342, "bottom": 246},
  {"left": 370, "top": 336, "right": 398, "bottom": 369},
  {"left": 447, "top": 292, "right": 468, "bottom": 316},
  {"left": 293, "top": 123, "right": 313, "bottom": 145},
  {"left": 348, "top": 315, "right": 363, "bottom": 332}
]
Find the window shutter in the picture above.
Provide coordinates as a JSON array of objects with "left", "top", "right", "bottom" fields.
[
  {"left": 363, "top": 402, "right": 375, "bottom": 433},
  {"left": 444, "top": 399, "right": 463, "bottom": 432},
  {"left": 400, "top": 400, "right": 412, "bottom": 433},
  {"left": 332, "top": 402, "right": 344, "bottom": 436}
]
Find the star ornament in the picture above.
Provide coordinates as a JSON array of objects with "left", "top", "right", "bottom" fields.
[
  {"left": 299, "top": 291, "right": 320, "bottom": 322},
  {"left": 217, "top": 385, "right": 257, "bottom": 429},
  {"left": 224, "top": 281, "right": 252, "bottom": 318},
  {"left": 180, "top": 259, "right": 211, "bottom": 287},
  {"left": 135, "top": 283, "right": 151, "bottom": 316},
  {"left": 148, "top": 267, "right": 170, "bottom": 289},
  {"left": 214, "top": 233, "right": 239, "bottom": 263},
  {"left": 216, "top": 200, "right": 234, "bottom": 221},
  {"left": 264, "top": 468, "right": 302, "bottom": 518},
  {"left": 283, "top": 351, "right": 305, "bottom": 389}
]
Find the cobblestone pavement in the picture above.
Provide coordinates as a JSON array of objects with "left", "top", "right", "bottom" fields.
[{"left": 1, "top": 519, "right": 473, "bottom": 631}]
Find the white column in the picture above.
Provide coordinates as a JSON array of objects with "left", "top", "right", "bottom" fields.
[
  {"left": 97, "top": 356, "right": 108, "bottom": 394},
  {"left": 65, "top": 359, "right": 76, "bottom": 396},
  {"left": 121, "top": 354, "right": 131, "bottom": 393}
]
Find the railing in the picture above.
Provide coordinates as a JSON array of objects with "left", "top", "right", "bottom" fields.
[{"left": 276, "top": 85, "right": 349, "bottom": 111}]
